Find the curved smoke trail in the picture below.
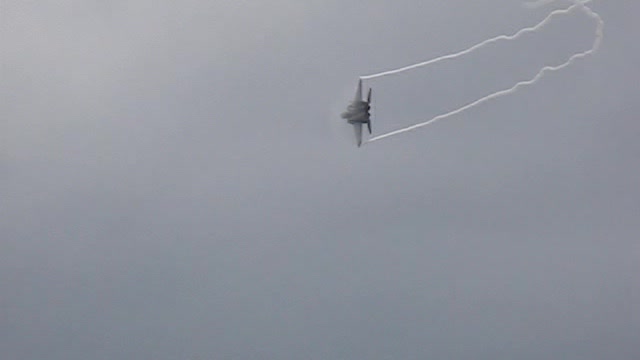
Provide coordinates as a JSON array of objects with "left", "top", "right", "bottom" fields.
[
  {"left": 360, "top": 1, "right": 591, "bottom": 80},
  {"left": 364, "top": 0, "right": 603, "bottom": 144}
]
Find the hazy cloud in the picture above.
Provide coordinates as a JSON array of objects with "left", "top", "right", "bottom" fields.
[{"left": 2, "top": 1, "right": 638, "bottom": 359}]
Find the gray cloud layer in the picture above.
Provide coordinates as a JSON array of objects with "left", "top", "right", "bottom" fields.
[{"left": 2, "top": 1, "right": 638, "bottom": 359}]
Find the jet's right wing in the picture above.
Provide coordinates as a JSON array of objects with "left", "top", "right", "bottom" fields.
[
  {"left": 367, "top": 88, "right": 372, "bottom": 134},
  {"left": 353, "top": 122, "right": 363, "bottom": 147}
]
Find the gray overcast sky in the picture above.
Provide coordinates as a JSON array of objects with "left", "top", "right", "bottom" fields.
[{"left": 2, "top": 1, "right": 638, "bottom": 359}]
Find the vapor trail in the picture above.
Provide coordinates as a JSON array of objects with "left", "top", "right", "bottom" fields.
[
  {"left": 360, "top": 1, "right": 588, "bottom": 80},
  {"left": 524, "top": 0, "right": 562, "bottom": 8},
  {"left": 525, "top": 0, "right": 592, "bottom": 9},
  {"left": 365, "top": 1, "right": 602, "bottom": 144}
]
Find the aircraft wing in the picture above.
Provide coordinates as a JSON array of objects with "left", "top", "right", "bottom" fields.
[
  {"left": 354, "top": 79, "right": 362, "bottom": 102},
  {"left": 353, "top": 122, "right": 363, "bottom": 147}
]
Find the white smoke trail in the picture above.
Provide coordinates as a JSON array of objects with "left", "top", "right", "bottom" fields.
[
  {"left": 360, "top": 1, "right": 589, "bottom": 80},
  {"left": 365, "top": 0, "right": 602, "bottom": 144},
  {"left": 524, "top": 0, "right": 561, "bottom": 9},
  {"left": 525, "top": 0, "right": 591, "bottom": 9}
]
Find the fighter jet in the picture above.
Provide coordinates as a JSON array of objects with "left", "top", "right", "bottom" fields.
[{"left": 341, "top": 79, "right": 372, "bottom": 147}]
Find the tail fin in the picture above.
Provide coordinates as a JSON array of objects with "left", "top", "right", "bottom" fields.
[{"left": 367, "top": 121, "right": 372, "bottom": 134}]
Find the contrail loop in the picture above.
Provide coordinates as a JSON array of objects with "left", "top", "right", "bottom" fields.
[
  {"left": 365, "top": 1, "right": 602, "bottom": 144},
  {"left": 360, "top": 1, "right": 588, "bottom": 80}
]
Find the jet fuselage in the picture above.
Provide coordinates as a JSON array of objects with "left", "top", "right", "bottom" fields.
[
  {"left": 341, "top": 101, "right": 370, "bottom": 124},
  {"left": 341, "top": 79, "right": 372, "bottom": 147}
]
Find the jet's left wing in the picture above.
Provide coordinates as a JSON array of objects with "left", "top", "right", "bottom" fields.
[
  {"left": 353, "top": 122, "right": 363, "bottom": 147},
  {"left": 354, "top": 79, "right": 362, "bottom": 102}
]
